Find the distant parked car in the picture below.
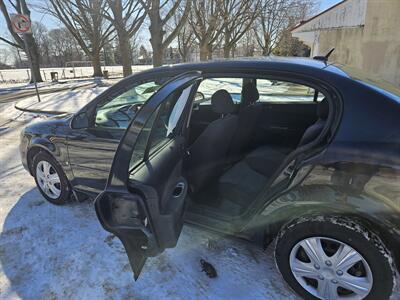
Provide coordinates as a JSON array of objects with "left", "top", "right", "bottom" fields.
[{"left": 20, "top": 58, "right": 400, "bottom": 299}]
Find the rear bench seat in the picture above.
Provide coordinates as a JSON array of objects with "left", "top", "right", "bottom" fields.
[{"left": 218, "top": 99, "right": 329, "bottom": 207}]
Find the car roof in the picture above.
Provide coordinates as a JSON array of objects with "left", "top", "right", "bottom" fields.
[{"left": 145, "top": 57, "right": 350, "bottom": 79}]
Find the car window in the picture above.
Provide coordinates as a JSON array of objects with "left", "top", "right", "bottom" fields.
[
  {"left": 197, "top": 77, "right": 242, "bottom": 104},
  {"left": 95, "top": 80, "right": 165, "bottom": 129},
  {"left": 129, "top": 84, "right": 194, "bottom": 171},
  {"left": 256, "top": 79, "right": 324, "bottom": 102}
]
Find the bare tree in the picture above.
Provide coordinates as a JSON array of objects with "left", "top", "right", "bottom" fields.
[
  {"left": 0, "top": 48, "right": 12, "bottom": 67},
  {"left": 254, "top": 0, "right": 290, "bottom": 56},
  {"left": 48, "top": 27, "right": 83, "bottom": 66},
  {"left": 47, "top": 0, "right": 114, "bottom": 77},
  {"left": 0, "top": 0, "right": 43, "bottom": 82},
  {"left": 174, "top": 8, "right": 195, "bottom": 62},
  {"left": 32, "top": 22, "right": 51, "bottom": 66},
  {"left": 103, "top": 0, "right": 146, "bottom": 77},
  {"left": 189, "top": 0, "right": 224, "bottom": 61},
  {"left": 176, "top": 23, "right": 195, "bottom": 62},
  {"left": 238, "top": 27, "right": 257, "bottom": 57},
  {"left": 221, "top": 0, "right": 259, "bottom": 58},
  {"left": 254, "top": 0, "right": 314, "bottom": 56},
  {"left": 140, "top": 0, "right": 191, "bottom": 67}
]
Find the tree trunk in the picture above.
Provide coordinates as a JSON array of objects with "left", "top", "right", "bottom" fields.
[
  {"left": 152, "top": 46, "right": 163, "bottom": 67},
  {"left": 110, "top": 0, "right": 133, "bottom": 77},
  {"left": 24, "top": 34, "right": 43, "bottom": 83},
  {"left": 207, "top": 44, "right": 213, "bottom": 60},
  {"left": 117, "top": 29, "right": 133, "bottom": 77},
  {"left": 91, "top": 52, "right": 103, "bottom": 77},
  {"left": 199, "top": 42, "right": 209, "bottom": 61},
  {"left": 223, "top": 45, "right": 230, "bottom": 58},
  {"left": 223, "top": 31, "right": 230, "bottom": 58},
  {"left": 149, "top": 11, "right": 164, "bottom": 67}
]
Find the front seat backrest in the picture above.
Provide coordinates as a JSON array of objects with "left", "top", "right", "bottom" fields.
[
  {"left": 228, "top": 82, "right": 261, "bottom": 161},
  {"left": 298, "top": 98, "right": 329, "bottom": 147},
  {"left": 187, "top": 89, "right": 238, "bottom": 192}
]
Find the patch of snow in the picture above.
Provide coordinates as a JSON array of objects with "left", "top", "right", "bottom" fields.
[
  {"left": 0, "top": 65, "right": 152, "bottom": 88},
  {"left": 0, "top": 110, "right": 296, "bottom": 299}
]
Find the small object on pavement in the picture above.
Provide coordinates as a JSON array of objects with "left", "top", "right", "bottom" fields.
[{"left": 200, "top": 259, "right": 217, "bottom": 278}]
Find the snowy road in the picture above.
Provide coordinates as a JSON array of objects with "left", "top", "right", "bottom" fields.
[{"left": 0, "top": 102, "right": 297, "bottom": 299}]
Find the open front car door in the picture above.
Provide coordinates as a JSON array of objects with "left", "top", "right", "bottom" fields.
[{"left": 95, "top": 72, "right": 202, "bottom": 279}]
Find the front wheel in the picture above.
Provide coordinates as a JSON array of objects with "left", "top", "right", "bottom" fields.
[
  {"left": 275, "top": 216, "right": 396, "bottom": 300},
  {"left": 33, "top": 152, "right": 71, "bottom": 205}
]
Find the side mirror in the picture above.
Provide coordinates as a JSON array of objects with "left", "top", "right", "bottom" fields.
[{"left": 71, "top": 111, "right": 89, "bottom": 129}]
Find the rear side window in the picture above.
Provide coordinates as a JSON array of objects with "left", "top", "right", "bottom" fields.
[
  {"left": 197, "top": 78, "right": 242, "bottom": 103},
  {"left": 256, "top": 79, "right": 324, "bottom": 102}
]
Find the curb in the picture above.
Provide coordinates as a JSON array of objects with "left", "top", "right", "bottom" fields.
[
  {"left": 13, "top": 82, "right": 97, "bottom": 115},
  {"left": 14, "top": 102, "right": 68, "bottom": 115}
]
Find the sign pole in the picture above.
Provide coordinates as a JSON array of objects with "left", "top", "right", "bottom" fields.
[
  {"left": 11, "top": 13, "right": 41, "bottom": 103},
  {"left": 23, "top": 35, "right": 41, "bottom": 103}
]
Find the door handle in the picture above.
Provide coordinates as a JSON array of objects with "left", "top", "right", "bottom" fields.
[
  {"left": 172, "top": 182, "right": 186, "bottom": 198},
  {"left": 68, "top": 134, "right": 87, "bottom": 140}
]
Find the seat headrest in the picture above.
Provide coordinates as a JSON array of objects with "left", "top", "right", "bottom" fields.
[
  {"left": 211, "top": 89, "right": 235, "bottom": 114},
  {"left": 241, "top": 82, "right": 259, "bottom": 106},
  {"left": 317, "top": 98, "right": 329, "bottom": 120}
]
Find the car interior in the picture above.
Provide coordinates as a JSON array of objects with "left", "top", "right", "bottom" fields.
[{"left": 184, "top": 77, "right": 329, "bottom": 217}]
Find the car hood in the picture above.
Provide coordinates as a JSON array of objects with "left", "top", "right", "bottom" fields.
[{"left": 24, "top": 113, "right": 73, "bottom": 136}]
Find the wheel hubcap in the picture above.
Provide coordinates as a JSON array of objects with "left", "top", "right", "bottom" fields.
[
  {"left": 289, "top": 237, "right": 373, "bottom": 300},
  {"left": 36, "top": 161, "right": 61, "bottom": 199}
]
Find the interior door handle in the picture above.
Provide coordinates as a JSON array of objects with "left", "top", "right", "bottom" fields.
[{"left": 172, "top": 182, "right": 186, "bottom": 198}]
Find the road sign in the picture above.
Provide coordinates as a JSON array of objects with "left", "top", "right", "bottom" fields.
[
  {"left": 10, "top": 14, "right": 32, "bottom": 34},
  {"left": 10, "top": 13, "right": 39, "bottom": 102}
]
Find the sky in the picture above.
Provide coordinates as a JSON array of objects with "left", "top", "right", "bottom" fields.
[
  {"left": 0, "top": 0, "right": 343, "bottom": 54},
  {"left": 319, "top": 0, "right": 343, "bottom": 11}
]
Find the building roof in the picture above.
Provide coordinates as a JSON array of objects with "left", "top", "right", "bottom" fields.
[{"left": 291, "top": 0, "right": 349, "bottom": 31}]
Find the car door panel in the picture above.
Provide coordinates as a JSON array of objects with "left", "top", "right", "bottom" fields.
[
  {"left": 67, "top": 128, "right": 123, "bottom": 192},
  {"left": 252, "top": 102, "right": 317, "bottom": 148},
  {"left": 95, "top": 73, "right": 201, "bottom": 280},
  {"left": 67, "top": 74, "right": 176, "bottom": 192}
]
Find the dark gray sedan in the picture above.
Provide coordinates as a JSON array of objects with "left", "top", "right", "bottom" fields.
[{"left": 20, "top": 58, "right": 400, "bottom": 299}]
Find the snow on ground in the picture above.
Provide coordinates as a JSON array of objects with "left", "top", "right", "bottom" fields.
[
  {"left": 15, "top": 86, "right": 110, "bottom": 114},
  {"left": 0, "top": 65, "right": 152, "bottom": 87},
  {"left": 0, "top": 101, "right": 297, "bottom": 299},
  {"left": 0, "top": 78, "right": 95, "bottom": 95}
]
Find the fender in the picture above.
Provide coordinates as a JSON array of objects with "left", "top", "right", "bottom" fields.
[
  {"left": 30, "top": 137, "right": 57, "bottom": 153},
  {"left": 27, "top": 137, "right": 74, "bottom": 182},
  {"left": 245, "top": 164, "right": 400, "bottom": 251}
]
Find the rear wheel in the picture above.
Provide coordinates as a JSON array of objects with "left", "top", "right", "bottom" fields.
[
  {"left": 33, "top": 152, "right": 71, "bottom": 205},
  {"left": 275, "top": 216, "right": 396, "bottom": 300}
]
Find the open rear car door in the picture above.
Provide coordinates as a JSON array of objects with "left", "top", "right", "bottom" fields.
[{"left": 95, "top": 72, "right": 202, "bottom": 279}]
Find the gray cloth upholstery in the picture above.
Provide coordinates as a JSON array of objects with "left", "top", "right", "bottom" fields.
[
  {"left": 297, "top": 98, "right": 328, "bottom": 147},
  {"left": 187, "top": 90, "right": 238, "bottom": 191},
  {"left": 227, "top": 82, "right": 262, "bottom": 162},
  {"left": 218, "top": 98, "right": 330, "bottom": 206},
  {"left": 245, "top": 145, "right": 288, "bottom": 177},
  {"left": 219, "top": 161, "right": 267, "bottom": 206},
  {"left": 211, "top": 89, "right": 235, "bottom": 114}
]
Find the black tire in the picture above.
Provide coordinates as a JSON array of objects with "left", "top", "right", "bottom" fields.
[
  {"left": 32, "top": 151, "right": 71, "bottom": 205},
  {"left": 275, "top": 216, "right": 396, "bottom": 300}
]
